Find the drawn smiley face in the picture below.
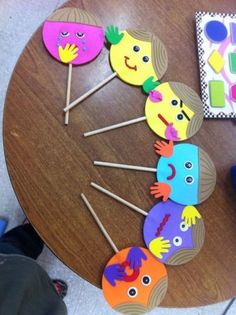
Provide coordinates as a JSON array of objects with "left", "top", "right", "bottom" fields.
[
  {"left": 156, "top": 144, "right": 216, "bottom": 205},
  {"left": 102, "top": 247, "right": 168, "bottom": 314},
  {"left": 145, "top": 82, "right": 204, "bottom": 141},
  {"left": 143, "top": 201, "right": 205, "bottom": 265},
  {"left": 109, "top": 30, "right": 167, "bottom": 85},
  {"left": 42, "top": 8, "right": 104, "bottom": 65}
]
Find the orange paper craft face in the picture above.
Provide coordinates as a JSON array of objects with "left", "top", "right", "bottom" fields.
[{"left": 102, "top": 247, "right": 167, "bottom": 314}]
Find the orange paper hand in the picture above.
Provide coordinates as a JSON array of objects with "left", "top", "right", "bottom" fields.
[
  {"left": 58, "top": 43, "right": 79, "bottom": 63},
  {"left": 154, "top": 140, "right": 174, "bottom": 157},
  {"left": 150, "top": 182, "right": 171, "bottom": 201}
]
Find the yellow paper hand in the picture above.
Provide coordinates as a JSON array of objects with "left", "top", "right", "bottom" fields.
[
  {"left": 149, "top": 237, "right": 171, "bottom": 259},
  {"left": 58, "top": 43, "right": 79, "bottom": 63},
  {"left": 181, "top": 206, "right": 201, "bottom": 227}
]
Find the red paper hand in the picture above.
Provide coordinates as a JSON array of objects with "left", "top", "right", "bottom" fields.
[
  {"left": 154, "top": 140, "right": 174, "bottom": 157},
  {"left": 150, "top": 182, "right": 171, "bottom": 201}
]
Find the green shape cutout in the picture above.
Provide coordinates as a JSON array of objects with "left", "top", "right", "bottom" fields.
[
  {"left": 229, "top": 52, "right": 236, "bottom": 74},
  {"left": 209, "top": 80, "right": 226, "bottom": 108}
]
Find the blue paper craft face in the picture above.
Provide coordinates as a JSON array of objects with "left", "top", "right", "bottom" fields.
[
  {"left": 156, "top": 144, "right": 199, "bottom": 205},
  {"left": 143, "top": 200, "right": 204, "bottom": 265}
]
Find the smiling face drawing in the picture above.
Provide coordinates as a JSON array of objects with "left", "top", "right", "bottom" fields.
[
  {"left": 145, "top": 82, "right": 204, "bottom": 141},
  {"left": 156, "top": 144, "right": 216, "bottom": 205},
  {"left": 42, "top": 8, "right": 104, "bottom": 65},
  {"left": 109, "top": 30, "right": 168, "bottom": 86},
  {"left": 102, "top": 247, "right": 167, "bottom": 314},
  {"left": 143, "top": 201, "right": 205, "bottom": 265}
]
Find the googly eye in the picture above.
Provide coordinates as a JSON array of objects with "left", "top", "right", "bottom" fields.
[
  {"left": 176, "top": 113, "right": 184, "bottom": 121},
  {"left": 60, "top": 32, "right": 70, "bottom": 37},
  {"left": 76, "top": 32, "right": 85, "bottom": 38},
  {"left": 184, "top": 161, "right": 193, "bottom": 170},
  {"left": 185, "top": 175, "right": 194, "bottom": 184},
  {"left": 171, "top": 99, "right": 178, "bottom": 106},
  {"left": 127, "top": 287, "right": 138, "bottom": 298},
  {"left": 142, "top": 56, "right": 149, "bottom": 63},
  {"left": 141, "top": 275, "right": 152, "bottom": 286},
  {"left": 133, "top": 45, "right": 140, "bottom": 52},
  {"left": 180, "top": 221, "right": 189, "bottom": 232},
  {"left": 173, "top": 236, "right": 182, "bottom": 246}
]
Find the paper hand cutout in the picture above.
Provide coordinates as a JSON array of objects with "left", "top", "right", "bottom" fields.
[
  {"left": 58, "top": 43, "right": 79, "bottom": 63},
  {"left": 165, "top": 123, "right": 180, "bottom": 141},
  {"left": 149, "top": 237, "right": 171, "bottom": 259},
  {"left": 105, "top": 25, "right": 124, "bottom": 45},
  {"left": 149, "top": 90, "right": 163, "bottom": 102},
  {"left": 126, "top": 246, "right": 147, "bottom": 270},
  {"left": 181, "top": 206, "right": 201, "bottom": 226},
  {"left": 150, "top": 182, "right": 171, "bottom": 201},
  {"left": 143, "top": 76, "right": 160, "bottom": 94},
  {"left": 154, "top": 140, "right": 174, "bottom": 157},
  {"left": 104, "top": 263, "right": 126, "bottom": 287}
]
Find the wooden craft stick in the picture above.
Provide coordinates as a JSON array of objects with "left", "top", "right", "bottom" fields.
[
  {"left": 91, "top": 182, "right": 148, "bottom": 216},
  {"left": 64, "top": 72, "right": 117, "bottom": 112},
  {"left": 64, "top": 63, "right": 72, "bottom": 125},
  {"left": 81, "top": 193, "right": 119, "bottom": 253},
  {"left": 94, "top": 161, "right": 157, "bottom": 173},
  {"left": 84, "top": 116, "right": 146, "bottom": 137}
]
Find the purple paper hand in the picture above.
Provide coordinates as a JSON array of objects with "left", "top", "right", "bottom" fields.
[
  {"left": 126, "top": 247, "right": 147, "bottom": 270},
  {"left": 104, "top": 264, "right": 126, "bottom": 287},
  {"left": 165, "top": 123, "right": 180, "bottom": 141}
]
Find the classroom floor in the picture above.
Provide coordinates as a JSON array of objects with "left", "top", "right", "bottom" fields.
[{"left": 0, "top": 1, "right": 235, "bottom": 314}]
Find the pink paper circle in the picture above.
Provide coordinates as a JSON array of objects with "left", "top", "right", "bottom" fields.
[{"left": 42, "top": 21, "right": 104, "bottom": 65}]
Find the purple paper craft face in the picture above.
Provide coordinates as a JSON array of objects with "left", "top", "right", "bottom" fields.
[
  {"left": 143, "top": 200, "right": 204, "bottom": 266},
  {"left": 43, "top": 21, "right": 104, "bottom": 65}
]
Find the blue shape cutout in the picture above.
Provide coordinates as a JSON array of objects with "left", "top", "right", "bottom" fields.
[
  {"left": 0, "top": 219, "right": 8, "bottom": 237},
  {"left": 205, "top": 20, "right": 228, "bottom": 43}
]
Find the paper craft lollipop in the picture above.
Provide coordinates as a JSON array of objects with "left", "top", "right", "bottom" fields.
[
  {"left": 91, "top": 182, "right": 205, "bottom": 266},
  {"left": 42, "top": 7, "right": 104, "bottom": 124},
  {"left": 80, "top": 193, "right": 168, "bottom": 314},
  {"left": 64, "top": 26, "right": 168, "bottom": 113},
  {"left": 94, "top": 140, "right": 216, "bottom": 205},
  {"left": 83, "top": 82, "right": 203, "bottom": 141}
]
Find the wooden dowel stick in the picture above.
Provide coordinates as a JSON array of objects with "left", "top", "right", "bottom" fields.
[
  {"left": 91, "top": 182, "right": 148, "bottom": 216},
  {"left": 84, "top": 116, "right": 146, "bottom": 137},
  {"left": 64, "top": 72, "right": 117, "bottom": 112},
  {"left": 64, "top": 63, "right": 72, "bottom": 125},
  {"left": 94, "top": 161, "right": 157, "bottom": 173},
  {"left": 81, "top": 193, "right": 119, "bottom": 253}
]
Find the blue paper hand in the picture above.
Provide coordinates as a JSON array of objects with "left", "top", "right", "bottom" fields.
[
  {"left": 104, "top": 263, "right": 126, "bottom": 287},
  {"left": 126, "top": 247, "right": 147, "bottom": 270}
]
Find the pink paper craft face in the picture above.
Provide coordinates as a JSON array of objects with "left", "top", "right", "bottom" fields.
[{"left": 43, "top": 21, "right": 104, "bottom": 65}]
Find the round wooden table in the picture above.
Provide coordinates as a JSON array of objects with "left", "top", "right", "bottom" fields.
[{"left": 3, "top": 0, "right": 236, "bottom": 307}]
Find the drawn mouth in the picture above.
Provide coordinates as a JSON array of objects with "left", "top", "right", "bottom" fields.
[
  {"left": 158, "top": 113, "right": 169, "bottom": 126},
  {"left": 167, "top": 163, "right": 176, "bottom": 180},
  {"left": 121, "top": 261, "right": 140, "bottom": 282},
  {"left": 124, "top": 56, "right": 137, "bottom": 71}
]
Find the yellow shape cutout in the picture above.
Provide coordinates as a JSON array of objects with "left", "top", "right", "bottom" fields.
[{"left": 208, "top": 50, "right": 225, "bottom": 74}]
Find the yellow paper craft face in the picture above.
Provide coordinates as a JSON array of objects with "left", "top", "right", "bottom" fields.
[
  {"left": 102, "top": 247, "right": 168, "bottom": 314},
  {"left": 110, "top": 30, "right": 167, "bottom": 86},
  {"left": 145, "top": 82, "right": 204, "bottom": 141}
]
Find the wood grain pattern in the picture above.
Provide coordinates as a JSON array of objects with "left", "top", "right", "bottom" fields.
[{"left": 3, "top": 0, "right": 236, "bottom": 307}]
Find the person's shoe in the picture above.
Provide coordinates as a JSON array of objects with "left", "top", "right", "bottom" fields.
[{"left": 52, "top": 279, "right": 68, "bottom": 299}]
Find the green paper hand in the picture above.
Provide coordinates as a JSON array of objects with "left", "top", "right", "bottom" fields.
[
  {"left": 143, "top": 76, "right": 160, "bottom": 94},
  {"left": 105, "top": 25, "right": 124, "bottom": 45}
]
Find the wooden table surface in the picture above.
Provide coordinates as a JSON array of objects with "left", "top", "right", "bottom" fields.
[{"left": 3, "top": 0, "right": 236, "bottom": 307}]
